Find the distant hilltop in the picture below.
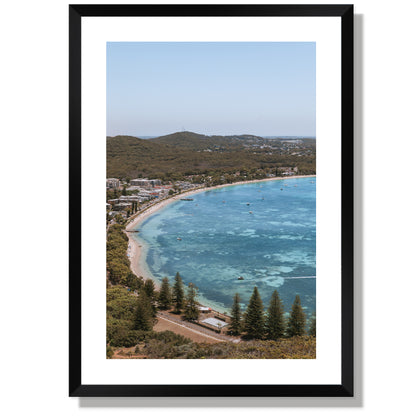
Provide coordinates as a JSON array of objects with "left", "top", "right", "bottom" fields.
[
  {"left": 107, "top": 131, "right": 316, "bottom": 179},
  {"left": 146, "top": 131, "right": 267, "bottom": 150},
  {"left": 131, "top": 131, "right": 315, "bottom": 143},
  {"left": 108, "top": 131, "right": 315, "bottom": 149}
]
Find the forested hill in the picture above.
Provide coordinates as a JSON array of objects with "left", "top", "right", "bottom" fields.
[
  {"left": 107, "top": 132, "right": 316, "bottom": 180},
  {"left": 149, "top": 131, "right": 266, "bottom": 150}
]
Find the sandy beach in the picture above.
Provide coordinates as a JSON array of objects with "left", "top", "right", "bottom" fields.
[{"left": 125, "top": 174, "right": 315, "bottom": 291}]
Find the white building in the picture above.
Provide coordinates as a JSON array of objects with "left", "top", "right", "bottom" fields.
[
  {"left": 106, "top": 178, "right": 120, "bottom": 189},
  {"left": 201, "top": 317, "right": 229, "bottom": 329},
  {"left": 130, "top": 178, "right": 162, "bottom": 187}
]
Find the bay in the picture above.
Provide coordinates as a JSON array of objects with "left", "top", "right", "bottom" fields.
[{"left": 134, "top": 177, "right": 316, "bottom": 315}]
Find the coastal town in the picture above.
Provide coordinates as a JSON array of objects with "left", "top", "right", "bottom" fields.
[
  {"left": 106, "top": 177, "right": 199, "bottom": 222},
  {"left": 106, "top": 167, "right": 301, "bottom": 223}
]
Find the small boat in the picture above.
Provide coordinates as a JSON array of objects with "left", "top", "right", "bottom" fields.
[
  {"left": 177, "top": 237, "right": 182, "bottom": 241},
  {"left": 180, "top": 198, "right": 194, "bottom": 201},
  {"left": 246, "top": 203, "right": 250, "bottom": 206},
  {"left": 249, "top": 211, "right": 253, "bottom": 214},
  {"left": 237, "top": 276, "right": 244, "bottom": 280},
  {"left": 280, "top": 188, "right": 283, "bottom": 190}
]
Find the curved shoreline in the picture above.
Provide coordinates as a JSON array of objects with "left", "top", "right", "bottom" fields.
[{"left": 125, "top": 174, "right": 316, "bottom": 304}]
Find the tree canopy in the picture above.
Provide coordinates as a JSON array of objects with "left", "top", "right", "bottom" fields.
[
  {"left": 134, "top": 291, "right": 154, "bottom": 332},
  {"left": 229, "top": 293, "right": 242, "bottom": 335},
  {"left": 266, "top": 290, "right": 285, "bottom": 340},
  {"left": 173, "top": 272, "right": 185, "bottom": 313},
  {"left": 287, "top": 295, "right": 307, "bottom": 337},
  {"left": 184, "top": 283, "right": 199, "bottom": 322},
  {"left": 243, "top": 286, "right": 265, "bottom": 339},
  {"left": 158, "top": 277, "right": 172, "bottom": 310},
  {"left": 107, "top": 133, "right": 316, "bottom": 180}
]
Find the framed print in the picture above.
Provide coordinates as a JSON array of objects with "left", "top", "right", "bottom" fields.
[{"left": 69, "top": 4, "right": 353, "bottom": 397}]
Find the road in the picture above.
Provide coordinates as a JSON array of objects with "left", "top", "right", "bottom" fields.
[{"left": 155, "top": 311, "right": 239, "bottom": 344}]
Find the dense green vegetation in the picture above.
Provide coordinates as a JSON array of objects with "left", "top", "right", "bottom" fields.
[
  {"left": 109, "top": 327, "right": 315, "bottom": 359},
  {"left": 107, "top": 132, "right": 316, "bottom": 180},
  {"left": 237, "top": 287, "right": 314, "bottom": 340},
  {"left": 135, "top": 335, "right": 316, "bottom": 359},
  {"left": 107, "top": 286, "right": 142, "bottom": 347},
  {"left": 107, "top": 224, "right": 134, "bottom": 286}
]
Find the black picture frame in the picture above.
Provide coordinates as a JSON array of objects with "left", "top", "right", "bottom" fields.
[{"left": 69, "top": 4, "right": 353, "bottom": 397}]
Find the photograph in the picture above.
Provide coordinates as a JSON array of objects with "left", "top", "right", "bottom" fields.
[{"left": 106, "top": 41, "right": 317, "bottom": 360}]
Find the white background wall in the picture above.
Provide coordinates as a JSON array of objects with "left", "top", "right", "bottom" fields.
[{"left": 1, "top": 0, "right": 415, "bottom": 415}]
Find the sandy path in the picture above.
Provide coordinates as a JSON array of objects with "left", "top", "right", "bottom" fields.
[{"left": 154, "top": 315, "right": 225, "bottom": 344}]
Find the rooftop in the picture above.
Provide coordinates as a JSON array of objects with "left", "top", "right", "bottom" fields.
[{"left": 201, "top": 317, "right": 228, "bottom": 328}]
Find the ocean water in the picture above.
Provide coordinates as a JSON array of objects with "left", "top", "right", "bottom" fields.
[{"left": 134, "top": 178, "right": 316, "bottom": 316}]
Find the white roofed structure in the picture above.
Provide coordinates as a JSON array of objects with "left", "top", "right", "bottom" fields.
[{"left": 201, "top": 317, "right": 228, "bottom": 329}]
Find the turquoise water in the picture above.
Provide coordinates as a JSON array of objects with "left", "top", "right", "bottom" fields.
[{"left": 134, "top": 178, "right": 316, "bottom": 316}]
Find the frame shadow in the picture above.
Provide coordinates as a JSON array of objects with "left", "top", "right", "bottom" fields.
[{"left": 76, "top": 12, "right": 363, "bottom": 409}]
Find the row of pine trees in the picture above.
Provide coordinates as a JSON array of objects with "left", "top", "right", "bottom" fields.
[
  {"left": 133, "top": 272, "right": 316, "bottom": 340},
  {"left": 229, "top": 287, "right": 316, "bottom": 340},
  {"left": 134, "top": 272, "right": 200, "bottom": 331}
]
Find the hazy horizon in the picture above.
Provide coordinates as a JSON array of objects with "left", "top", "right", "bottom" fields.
[
  {"left": 109, "top": 132, "right": 316, "bottom": 139},
  {"left": 107, "top": 42, "right": 316, "bottom": 137}
]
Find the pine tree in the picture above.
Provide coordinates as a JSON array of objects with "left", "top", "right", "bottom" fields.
[
  {"left": 266, "top": 290, "right": 285, "bottom": 340},
  {"left": 287, "top": 295, "right": 306, "bottom": 337},
  {"left": 144, "top": 279, "right": 155, "bottom": 299},
  {"left": 134, "top": 291, "right": 153, "bottom": 331},
  {"left": 173, "top": 272, "right": 185, "bottom": 313},
  {"left": 184, "top": 283, "right": 199, "bottom": 322},
  {"left": 229, "top": 293, "right": 242, "bottom": 335},
  {"left": 308, "top": 312, "right": 316, "bottom": 337},
  {"left": 243, "top": 286, "right": 265, "bottom": 339},
  {"left": 144, "top": 279, "right": 157, "bottom": 317},
  {"left": 158, "top": 277, "right": 172, "bottom": 310}
]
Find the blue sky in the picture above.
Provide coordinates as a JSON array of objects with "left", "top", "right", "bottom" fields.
[{"left": 107, "top": 42, "right": 315, "bottom": 137}]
